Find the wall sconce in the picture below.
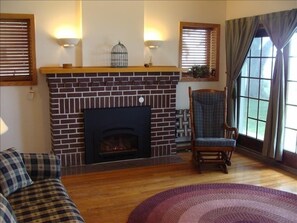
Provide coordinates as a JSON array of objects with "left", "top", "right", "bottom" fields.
[
  {"left": 144, "top": 40, "right": 163, "bottom": 49},
  {"left": 0, "top": 117, "right": 8, "bottom": 135},
  {"left": 57, "top": 38, "right": 80, "bottom": 48}
]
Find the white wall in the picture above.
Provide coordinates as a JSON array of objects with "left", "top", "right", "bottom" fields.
[
  {"left": 226, "top": 0, "right": 297, "bottom": 20},
  {"left": 81, "top": 1, "right": 144, "bottom": 66},
  {"left": 0, "top": 1, "right": 81, "bottom": 152},
  {"left": 0, "top": 0, "right": 295, "bottom": 153}
]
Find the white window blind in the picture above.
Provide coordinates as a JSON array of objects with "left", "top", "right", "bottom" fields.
[
  {"left": 182, "top": 28, "right": 209, "bottom": 68},
  {"left": 0, "top": 13, "right": 36, "bottom": 86},
  {"left": 181, "top": 28, "right": 209, "bottom": 69},
  {"left": 179, "top": 22, "right": 219, "bottom": 72}
]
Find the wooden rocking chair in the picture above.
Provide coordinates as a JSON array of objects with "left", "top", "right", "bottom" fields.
[{"left": 188, "top": 87, "right": 238, "bottom": 173}]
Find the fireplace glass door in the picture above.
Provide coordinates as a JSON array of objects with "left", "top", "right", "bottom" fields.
[{"left": 100, "top": 133, "right": 138, "bottom": 156}]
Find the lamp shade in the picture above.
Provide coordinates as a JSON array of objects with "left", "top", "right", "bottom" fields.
[
  {"left": 0, "top": 118, "right": 8, "bottom": 135},
  {"left": 144, "top": 40, "right": 163, "bottom": 49},
  {"left": 57, "top": 38, "right": 80, "bottom": 47}
]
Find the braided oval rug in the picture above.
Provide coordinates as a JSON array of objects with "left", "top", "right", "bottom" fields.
[{"left": 128, "top": 183, "right": 297, "bottom": 223}]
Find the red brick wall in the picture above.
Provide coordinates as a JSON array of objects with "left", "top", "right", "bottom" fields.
[{"left": 46, "top": 71, "right": 180, "bottom": 166}]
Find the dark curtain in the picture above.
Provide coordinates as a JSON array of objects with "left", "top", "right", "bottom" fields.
[
  {"left": 225, "top": 16, "right": 260, "bottom": 127},
  {"left": 261, "top": 9, "right": 297, "bottom": 160}
]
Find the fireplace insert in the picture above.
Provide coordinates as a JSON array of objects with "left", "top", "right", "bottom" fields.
[{"left": 84, "top": 106, "right": 151, "bottom": 164}]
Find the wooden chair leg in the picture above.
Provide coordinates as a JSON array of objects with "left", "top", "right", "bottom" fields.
[
  {"left": 192, "top": 151, "right": 202, "bottom": 173},
  {"left": 192, "top": 149, "right": 196, "bottom": 161},
  {"left": 196, "top": 152, "right": 203, "bottom": 173},
  {"left": 219, "top": 164, "right": 228, "bottom": 174},
  {"left": 192, "top": 150, "right": 234, "bottom": 174},
  {"left": 222, "top": 152, "right": 231, "bottom": 166}
]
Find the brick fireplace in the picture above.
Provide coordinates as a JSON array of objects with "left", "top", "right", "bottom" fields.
[{"left": 41, "top": 66, "right": 180, "bottom": 166}]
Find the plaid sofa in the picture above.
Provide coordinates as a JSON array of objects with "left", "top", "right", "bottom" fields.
[{"left": 2, "top": 153, "right": 85, "bottom": 223}]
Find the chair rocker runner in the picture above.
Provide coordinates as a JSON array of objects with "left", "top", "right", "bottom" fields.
[{"left": 188, "top": 87, "right": 238, "bottom": 173}]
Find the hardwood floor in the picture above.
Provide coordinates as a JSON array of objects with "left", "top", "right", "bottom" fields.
[{"left": 61, "top": 151, "right": 297, "bottom": 223}]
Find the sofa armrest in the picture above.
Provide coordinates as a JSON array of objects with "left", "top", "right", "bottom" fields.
[
  {"left": 0, "top": 193, "right": 17, "bottom": 223},
  {"left": 20, "top": 153, "right": 61, "bottom": 181}
]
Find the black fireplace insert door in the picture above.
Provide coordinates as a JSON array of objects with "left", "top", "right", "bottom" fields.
[{"left": 84, "top": 106, "right": 151, "bottom": 164}]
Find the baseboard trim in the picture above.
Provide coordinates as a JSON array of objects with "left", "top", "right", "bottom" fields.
[{"left": 236, "top": 146, "right": 297, "bottom": 176}]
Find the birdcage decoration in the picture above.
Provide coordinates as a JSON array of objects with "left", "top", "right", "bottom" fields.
[{"left": 111, "top": 42, "right": 128, "bottom": 67}]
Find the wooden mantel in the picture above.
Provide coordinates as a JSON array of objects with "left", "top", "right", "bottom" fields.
[{"left": 39, "top": 66, "right": 181, "bottom": 74}]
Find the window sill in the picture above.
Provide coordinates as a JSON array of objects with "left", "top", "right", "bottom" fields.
[
  {"left": 180, "top": 76, "right": 218, "bottom": 82},
  {"left": 0, "top": 79, "right": 37, "bottom": 86}
]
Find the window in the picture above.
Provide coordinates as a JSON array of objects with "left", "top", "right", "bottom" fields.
[
  {"left": 0, "top": 13, "right": 37, "bottom": 86},
  {"left": 179, "top": 22, "right": 220, "bottom": 81},
  {"left": 284, "top": 32, "right": 297, "bottom": 154}
]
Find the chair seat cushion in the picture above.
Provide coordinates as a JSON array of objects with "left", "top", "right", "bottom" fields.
[{"left": 195, "top": 138, "right": 236, "bottom": 147}]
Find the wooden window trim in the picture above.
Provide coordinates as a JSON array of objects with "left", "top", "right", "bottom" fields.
[
  {"left": 179, "top": 22, "right": 220, "bottom": 82},
  {"left": 0, "top": 13, "right": 37, "bottom": 86}
]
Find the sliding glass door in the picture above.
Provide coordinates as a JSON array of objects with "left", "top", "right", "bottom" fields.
[
  {"left": 238, "top": 29, "right": 297, "bottom": 158},
  {"left": 284, "top": 32, "right": 297, "bottom": 154}
]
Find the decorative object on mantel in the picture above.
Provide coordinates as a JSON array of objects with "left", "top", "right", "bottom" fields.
[
  {"left": 144, "top": 56, "right": 153, "bottom": 67},
  {"left": 62, "top": 63, "right": 72, "bottom": 68},
  {"left": 111, "top": 42, "right": 128, "bottom": 68}
]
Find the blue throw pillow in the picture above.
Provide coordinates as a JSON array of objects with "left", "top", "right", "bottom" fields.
[
  {"left": 0, "top": 193, "right": 17, "bottom": 223},
  {"left": 0, "top": 148, "right": 33, "bottom": 197}
]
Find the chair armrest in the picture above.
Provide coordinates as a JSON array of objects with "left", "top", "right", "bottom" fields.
[
  {"left": 224, "top": 123, "right": 238, "bottom": 140},
  {"left": 21, "top": 153, "right": 61, "bottom": 181}
]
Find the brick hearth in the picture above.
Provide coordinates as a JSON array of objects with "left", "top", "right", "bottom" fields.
[{"left": 41, "top": 67, "right": 180, "bottom": 166}]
